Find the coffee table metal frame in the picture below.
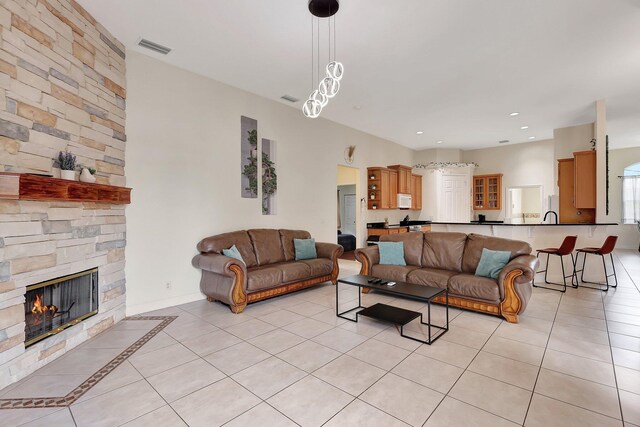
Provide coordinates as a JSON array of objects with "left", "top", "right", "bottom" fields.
[{"left": 336, "top": 274, "right": 449, "bottom": 345}]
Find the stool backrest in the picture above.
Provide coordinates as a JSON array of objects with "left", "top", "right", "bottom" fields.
[
  {"left": 557, "top": 235, "right": 578, "bottom": 255},
  {"left": 598, "top": 236, "right": 618, "bottom": 255}
]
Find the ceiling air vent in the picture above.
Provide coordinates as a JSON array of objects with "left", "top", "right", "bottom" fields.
[
  {"left": 280, "top": 95, "right": 299, "bottom": 103},
  {"left": 498, "top": 140, "right": 510, "bottom": 144},
  {"left": 138, "top": 38, "right": 172, "bottom": 55}
]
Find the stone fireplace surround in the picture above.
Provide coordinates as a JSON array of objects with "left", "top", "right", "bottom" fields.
[
  {"left": 0, "top": 0, "right": 127, "bottom": 389},
  {"left": 0, "top": 200, "right": 127, "bottom": 389}
]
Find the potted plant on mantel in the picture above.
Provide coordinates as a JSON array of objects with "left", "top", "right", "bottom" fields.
[
  {"left": 58, "top": 151, "right": 76, "bottom": 180},
  {"left": 79, "top": 166, "right": 97, "bottom": 183}
]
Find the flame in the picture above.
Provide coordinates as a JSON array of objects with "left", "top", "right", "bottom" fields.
[{"left": 31, "top": 294, "right": 57, "bottom": 316}]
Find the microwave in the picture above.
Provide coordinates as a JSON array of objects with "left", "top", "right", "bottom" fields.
[{"left": 397, "top": 193, "right": 412, "bottom": 209}]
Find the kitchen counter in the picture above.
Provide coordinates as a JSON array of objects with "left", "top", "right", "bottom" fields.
[{"left": 431, "top": 222, "right": 618, "bottom": 227}]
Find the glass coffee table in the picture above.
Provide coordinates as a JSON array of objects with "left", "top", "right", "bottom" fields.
[{"left": 336, "top": 274, "right": 448, "bottom": 345}]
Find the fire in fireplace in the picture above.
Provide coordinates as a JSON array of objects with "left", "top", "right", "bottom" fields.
[{"left": 24, "top": 268, "right": 98, "bottom": 347}]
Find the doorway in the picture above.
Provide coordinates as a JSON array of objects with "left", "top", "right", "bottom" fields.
[
  {"left": 506, "top": 186, "right": 543, "bottom": 224},
  {"left": 438, "top": 174, "right": 471, "bottom": 222},
  {"left": 337, "top": 165, "right": 360, "bottom": 259}
]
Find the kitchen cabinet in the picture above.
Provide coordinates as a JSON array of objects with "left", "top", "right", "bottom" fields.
[
  {"left": 473, "top": 174, "right": 502, "bottom": 210},
  {"left": 388, "top": 165, "right": 412, "bottom": 194},
  {"left": 411, "top": 174, "right": 422, "bottom": 210},
  {"left": 558, "top": 152, "right": 596, "bottom": 223},
  {"left": 367, "top": 167, "right": 398, "bottom": 210},
  {"left": 574, "top": 150, "right": 596, "bottom": 209},
  {"left": 367, "top": 225, "right": 431, "bottom": 239}
]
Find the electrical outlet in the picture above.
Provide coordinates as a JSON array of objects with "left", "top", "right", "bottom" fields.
[{"left": 166, "top": 281, "right": 172, "bottom": 290}]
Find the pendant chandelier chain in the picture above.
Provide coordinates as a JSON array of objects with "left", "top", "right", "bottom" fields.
[{"left": 310, "top": 14, "right": 313, "bottom": 91}]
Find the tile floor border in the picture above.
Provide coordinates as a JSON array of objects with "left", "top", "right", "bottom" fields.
[{"left": 0, "top": 316, "right": 177, "bottom": 409}]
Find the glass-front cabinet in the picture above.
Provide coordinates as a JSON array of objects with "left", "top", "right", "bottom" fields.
[{"left": 473, "top": 174, "right": 502, "bottom": 210}]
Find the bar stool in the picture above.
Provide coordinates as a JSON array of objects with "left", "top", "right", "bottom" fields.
[
  {"left": 574, "top": 236, "right": 618, "bottom": 291},
  {"left": 533, "top": 236, "right": 578, "bottom": 293}
]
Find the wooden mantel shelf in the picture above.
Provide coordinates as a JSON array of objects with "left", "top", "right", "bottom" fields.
[{"left": 0, "top": 173, "right": 131, "bottom": 205}]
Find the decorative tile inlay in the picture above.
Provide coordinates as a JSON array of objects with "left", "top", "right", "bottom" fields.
[{"left": 0, "top": 317, "right": 176, "bottom": 409}]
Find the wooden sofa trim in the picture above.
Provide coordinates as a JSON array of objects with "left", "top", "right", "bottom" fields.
[
  {"left": 209, "top": 256, "right": 340, "bottom": 314},
  {"left": 357, "top": 256, "right": 524, "bottom": 323}
]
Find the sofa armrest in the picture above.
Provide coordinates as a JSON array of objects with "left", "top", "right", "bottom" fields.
[
  {"left": 499, "top": 255, "right": 539, "bottom": 323},
  {"left": 316, "top": 242, "right": 343, "bottom": 261},
  {"left": 192, "top": 253, "right": 247, "bottom": 276},
  {"left": 354, "top": 246, "right": 380, "bottom": 275},
  {"left": 499, "top": 255, "right": 538, "bottom": 286}
]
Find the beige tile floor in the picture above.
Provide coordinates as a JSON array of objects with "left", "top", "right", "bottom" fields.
[{"left": 1, "top": 250, "right": 640, "bottom": 426}]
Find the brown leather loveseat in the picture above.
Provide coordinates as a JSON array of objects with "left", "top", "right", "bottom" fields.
[
  {"left": 192, "top": 229, "right": 343, "bottom": 313},
  {"left": 355, "top": 232, "right": 538, "bottom": 323}
]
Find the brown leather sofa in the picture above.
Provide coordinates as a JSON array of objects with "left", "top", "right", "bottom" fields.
[
  {"left": 355, "top": 232, "right": 539, "bottom": 323},
  {"left": 192, "top": 229, "right": 343, "bottom": 313}
]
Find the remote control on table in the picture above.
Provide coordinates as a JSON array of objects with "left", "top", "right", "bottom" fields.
[{"left": 386, "top": 281, "right": 396, "bottom": 286}]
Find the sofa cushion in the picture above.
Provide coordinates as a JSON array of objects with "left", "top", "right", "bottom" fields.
[
  {"left": 448, "top": 273, "right": 500, "bottom": 303},
  {"left": 294, "top": 238, "right": 317, "bottom": 260},
  {"left": 248, "top": 229, "right": 286, "bottom": 265},
  {"left": 371, "top": 264, "right": 419, "bottom": 282},
  {"left": 280, "top": 229, "right": 312, "bottom": 261},
  {"left": 462, "top": 233, "right": 532, "bottom": 274},
  {"left": 475, "top": 248, "right": 511, "bottom": 279},
  {"left": 378, "top": 242, "right": 406, "bottom": 266},
  {"left": 222, "top": 245, "right": 244, "bottom": 263},
  {"left": 277, "top": 262, "right": 312, "bottom": 283},
  {"left": 422, "top": 232, "right": 467, "bottom": 272},
  {"left": 379, "top": 232, "right": 423, "bottom": 266},
  {"left": 406, "top": 268, "right": 457, "bottom": 289},
  {"left": 197, "top": 230, "right": 258, "bottom": 268},
  {"left": 247, "top": 265, "right": 283, "bottom": 291},
  {"left": 301, "top": 258, "right": 334, "bottom": 277}
]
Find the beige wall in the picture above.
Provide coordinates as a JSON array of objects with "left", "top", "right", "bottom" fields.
[
  {"left": 553, "top": 123, "right": 594, "bottom": 161},
  {"left": 461, "top": 139, "right": 556, "bottom": 221},
  {"left": 126, "top": 51, "right": 415, "bottom": 314},
  {"left": 606, "top": 147, "right": 640, "bottom": 249}
]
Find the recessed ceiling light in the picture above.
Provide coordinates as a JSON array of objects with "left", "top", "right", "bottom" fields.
[
  {"left": 436, "top": 140, "right": 443, "bottom": 144},
  {"left": 529, "top": 136, "right": 536, "bottom": 139},
  {"left": 353, "top": 105, "right": 362, "bottom": 110},
  {"left": 509, "top": 112, "right": 520, "bottom": 116},
  {"left": 520, "top": 126, "right": 529, "bottom": 130},
  {"left": 416, "top": 131, "right": 424, "bottom": 135}
]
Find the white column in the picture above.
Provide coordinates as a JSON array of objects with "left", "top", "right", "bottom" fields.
[{"left": 594, "top": 100, "right": 607, "bottom": 221}]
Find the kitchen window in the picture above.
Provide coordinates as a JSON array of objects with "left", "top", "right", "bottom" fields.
[{"left": 622, "top": 163, "right": 640, "bottom": 224}]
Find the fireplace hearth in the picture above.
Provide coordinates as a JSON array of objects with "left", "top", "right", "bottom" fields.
[{"left": 24, "top": 268, "right": 99, "bottom": 347}]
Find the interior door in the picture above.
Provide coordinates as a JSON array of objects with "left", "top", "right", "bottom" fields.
[
  {"left": 439, "top": 174, "right": 470, "bottom": 222},
  {"left": 343, "top": 194, "right": 356, "bottom": 235}
]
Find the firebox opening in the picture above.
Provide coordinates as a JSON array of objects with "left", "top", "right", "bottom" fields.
[{"left": 24, "top": 268, "right": 99, "bottom": 347}]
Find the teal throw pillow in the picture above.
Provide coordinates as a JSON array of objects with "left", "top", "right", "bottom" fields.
[
  {"left": 222, "top": 245, "right": 244, "bottom": 263},
  {"left": 378, "top": 242, "right": 406, "bottom": 266},
  {"left": 475, "top": 248, "right": 511, "bottom": 279},
  {"left": 294, "top": 238, "right": 317, "bottom": 260}
]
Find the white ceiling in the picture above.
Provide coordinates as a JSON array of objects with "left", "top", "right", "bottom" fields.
[{"left": 78, "top": 0, "right": 640, "bottom": 150}]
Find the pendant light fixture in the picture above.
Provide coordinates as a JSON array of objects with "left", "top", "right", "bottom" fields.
[{"left": 303, "top": 0, "right": 344, "bottom": 118}]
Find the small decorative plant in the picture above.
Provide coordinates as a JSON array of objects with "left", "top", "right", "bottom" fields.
[
  {"left": 58, "top": 151, "right": 76, "bottom": 171},
  {"left": 242, "top": 129, "right": 258, "bottom": 197}
]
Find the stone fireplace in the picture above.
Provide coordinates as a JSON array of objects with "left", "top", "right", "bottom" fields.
[
  {"left": 0, "top": 0, "right": 128, "bottom": 389},
  {"left": 25, "top": 268, "right": 98, "bottom": 347}
]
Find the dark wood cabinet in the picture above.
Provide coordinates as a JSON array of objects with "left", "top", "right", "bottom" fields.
[
  {"left": 558, "top": 151, "right": 596, "bottom": 223},
  {"left": 388, "top": 165, "right": 412, "bottom": 194},
  {"left": 367, "top": 167, "right": 397, "bottom": 210},
  {"left": 411, "top": 174, "right": 422, "bottom": 210},
  {"left": 473, "top": 174, "right": 502, "bottom": 210}
]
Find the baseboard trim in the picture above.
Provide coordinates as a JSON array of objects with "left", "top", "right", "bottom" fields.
[{"left": 125, "top": 292, "right": 204, "bottom": 316}]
